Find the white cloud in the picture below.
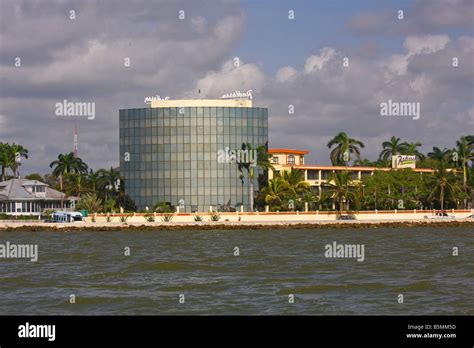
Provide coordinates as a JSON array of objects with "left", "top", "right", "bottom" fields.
[
  {"left": 404, "top": 35, "right": 450, "bottom": 55},
  {"left": 304, "top": 47, "right": 336, "bottom": 73},
  {"left": 386, "top": 35, "right": 450, "bottom": 75},
  {"left": 189, "top": 59, "right": 265, "bottom": 98},
  {"left": 276, "top": 66, "right": 298, "bottom": 83}
]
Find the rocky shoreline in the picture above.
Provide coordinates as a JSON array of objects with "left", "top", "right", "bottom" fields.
[{"left": 0, "top": 220, "right": 473, "bottom": 232}]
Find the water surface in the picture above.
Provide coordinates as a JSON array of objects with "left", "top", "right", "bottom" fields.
[{"left": 0, "top": 227, "right": 472, "bottom": 315}]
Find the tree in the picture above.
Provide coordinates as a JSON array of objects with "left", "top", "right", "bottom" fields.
[
  {"left": 427, "top": 163, "right": 461, "bottom": 211},
  {"left": 402, "top": 141, "right": 425, "bottom": 160},
  {"left": 116, "top": 193, "right": 137, "bottom": 212},
  {"left": 97, "top": 167, "right": 121, "bottom": 201},
  {"left": 24, "top": 173, "right": 44, "bottom": 181},
  {"left": 243, "top": 143, "right": 274, "bottom": 211},
  {"left": 326, "top": 171, "right": 360, "bottom": 212},
  {"left": 353, "top": 158, "right": 376, "bottom": 167},
  {"left": 9, "top": 143, "right": 29, "bottom": 178},
  {"left": 262, "top": 178, "right": 289, "bottom": 209},
  {"left": 279, "top": 167, "right": 311, "bottom": 198},
  {"left": 77, "top": 193, "right": 103, "bottom": 213},
  {"left": 236, "top": 143, "right": 248, "bottom": 209},
  {"left": 0, "top": 142, "right": 27, "bottom": 180},
  {"left": 453, "top": 136, "right": 474, "bottom": 191},
  {"left": 0, "top": 143, "right": 12, "bottom": 180},
  {"left": 49, "top": 152, "right": 89, "bottom": 207},
  {"left": 327, "top": 132, "right": 365, "bottom": 165},
  {"left": 64, "top": 173, "right": 90, "bottom": 197},
  {"left": 379, "top": 136, "right": 408, "bottom": 162},
  {"left": 427, "top": 147, "right": 451, "bottom": 164},
  {"left": 87, "top": 170, "right": 100, "bottom": 194}
]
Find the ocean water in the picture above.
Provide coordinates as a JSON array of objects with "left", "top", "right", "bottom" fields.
[{"left": 0, "top": 227, "right": 472, "bottom": 315}]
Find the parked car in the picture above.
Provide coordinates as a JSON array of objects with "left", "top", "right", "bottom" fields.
[
  {"left": 464, "top": 214, "right": 474, "bottom": 219},
  {"left": 424, "top": 212, "right": 455, "bottom": 219}
]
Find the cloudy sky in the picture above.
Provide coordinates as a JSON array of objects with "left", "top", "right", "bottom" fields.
[{"left": 0, "top": 0, "right": 473, "bottom": 175}]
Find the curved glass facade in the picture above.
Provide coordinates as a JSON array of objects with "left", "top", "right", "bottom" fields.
[{"left": 119, "top": 106, "right": 268, "bottom": 212}]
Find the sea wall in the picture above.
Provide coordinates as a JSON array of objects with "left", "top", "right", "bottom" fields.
[{"left": 83, "top": 209, "right": 473, "bottom": 223}]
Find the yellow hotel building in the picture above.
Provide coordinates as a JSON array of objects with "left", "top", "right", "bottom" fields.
[{"left": 268, "top": 149, "right": 435, "bottom": 198}]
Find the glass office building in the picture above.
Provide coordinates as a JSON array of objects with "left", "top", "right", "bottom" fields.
[{"left": 119, "top": 99, "right": 268, "bottom": 212}]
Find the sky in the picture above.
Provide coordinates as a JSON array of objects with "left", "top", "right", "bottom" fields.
[{"left": 0, "top": 0, "right": 473, "bottom": 175}]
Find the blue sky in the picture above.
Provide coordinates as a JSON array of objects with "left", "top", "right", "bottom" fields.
[{"left": 237, "top": 0, "right": 410, "bottom": 74}]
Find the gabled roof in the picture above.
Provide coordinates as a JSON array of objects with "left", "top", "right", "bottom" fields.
[{"left": 0, "top": 178, "right": 68, "bottom": 201}]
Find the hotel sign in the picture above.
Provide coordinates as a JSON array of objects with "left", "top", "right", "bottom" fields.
[
  {"left": 144, "top": 95, "right": 170, "bottom": 104},
  {"left": 220, "top": 90, "right": 253, "bottom": 100},
  {"left": 392, "top": 155, "right": 416, "bottom": 169}
]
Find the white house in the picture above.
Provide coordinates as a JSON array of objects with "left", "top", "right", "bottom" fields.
[{"left": 0, "top": 179, "right": 78, "bottom": 216}]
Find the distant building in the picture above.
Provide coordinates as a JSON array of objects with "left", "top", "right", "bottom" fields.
[
  {"left": 268, "top": 149, "right": 435, "bottom": 198},
  {"left": 0, "top": 179, "right": 77, "bottom": 216},
  {"left": 119, "top": 98, "right": 268, "bottom": 212}
]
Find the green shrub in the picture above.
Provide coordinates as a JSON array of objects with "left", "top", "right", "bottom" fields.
[
  {"left": 161, "top": 214, "right": 174, "bottom": 222},
  {"left": 144, "top": 214, "right": 155, "bottom": 222},
  {"left": 193, "top": 215, "right": 203, "bottom": 221},
  {"left": 209, "top": 211, "right": 221, "bottom": 221},
  {"left": 154, "top": 202, "right": 175, "bottom": 213}
]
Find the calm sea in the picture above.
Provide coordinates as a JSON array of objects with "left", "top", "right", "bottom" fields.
[{"left": 0, "top": 227, "right": 472, "bottom": 315}]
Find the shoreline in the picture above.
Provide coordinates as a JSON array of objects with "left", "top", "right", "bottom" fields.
[{"left": 0, "top": 220, "right": 473, "bottom": 232}]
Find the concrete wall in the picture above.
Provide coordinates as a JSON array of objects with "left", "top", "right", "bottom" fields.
[{"left": 86, "top": 209, "right": 473, "bottom": 223}]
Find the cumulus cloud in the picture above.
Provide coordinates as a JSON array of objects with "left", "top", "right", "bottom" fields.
[
  {"left": 304, "top": 48, "right": 336, "bottom": 73},
  {"left": 0, "top": 0, "right": 245, "bottom": 173},
  {"left": 261, "top": 35, "right": 474, "bottom": 164},
  {"left": 386, "top": 34, "right": 450, "bottom": 75},
  {"left": 275, "top": 66, "right": 299, "bottom": 83},
  {"left": 0, "top": 0, "right": 472, "bottom": 173},
  {"left": 188, "top": 59, "right": 265, "bottom": 98}
]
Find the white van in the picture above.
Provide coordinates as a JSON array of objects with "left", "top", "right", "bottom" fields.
[{"left": 52, "top": 211, "right": 84, "bottom": 223}]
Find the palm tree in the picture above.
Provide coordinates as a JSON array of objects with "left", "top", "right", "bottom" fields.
[
  {"left": 50, "top": 152, "right": 89, "bottom": 207},
  {"left": 8, "top": 143, "right": 29, "bottom": 178},
  {"left": 454, "top": 136, "right": 474, "bottom": 191},
  {"left": 402, "top": 141, "right": 425, "bottom": 160},
  {"left": 77, "top": 193, "right": 103, "bottom": 213},
  {"left": 244, "top": 143, "right": 274, "bottom": 211},
  {"left": 97, "top": 167, "right": 121, "bottom": 201},
  {"left": 0, "top": 143, "right": 14, "bottom": 181},
  {"left": 327, "top": 132, "right": 365, "bottom": 165},
  {"left": 87, "top": 170, "right": 100, "bottom": 194},
  {"left": 280, "top": 167, "right": 311, "bottom": 198},
  {"left": 427, "top": 147, "right": 451, "bottom": 164},
  {"left": 427, "top": 163, "right": 461, "bottom": 211},
  {"left": 263, "top": 178, "right": 289, "bottom": 208},
  {"left": 379, "top": 136, "right": 408, "bottom": 162},
  {"left": 326, "top": 171, "right": 360, "bottom": 212},
  {"left": 236, "top": 143, "right": 248, "bottom": 209},
  {"left": 65, "top": 173, "right": 90, "bottom": 197}
]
